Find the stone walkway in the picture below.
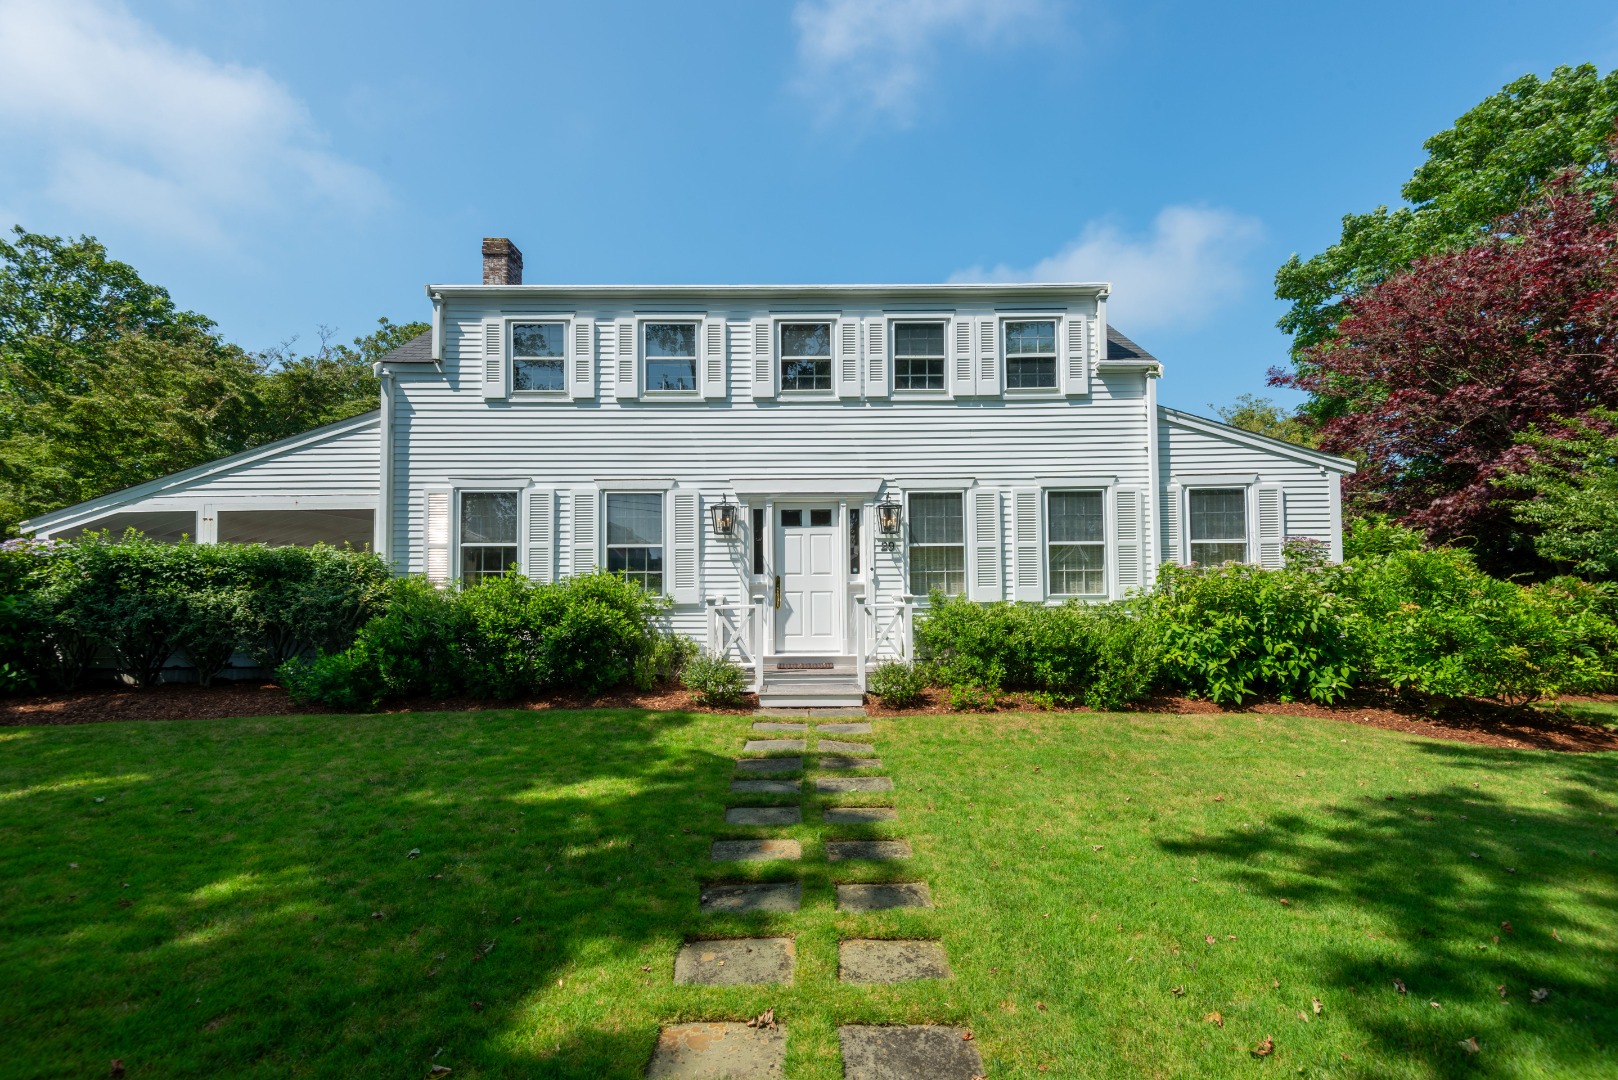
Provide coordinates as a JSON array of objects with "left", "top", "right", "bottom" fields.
[{"left": 645, "top": 713, "right": 983, "bottom": 1079}]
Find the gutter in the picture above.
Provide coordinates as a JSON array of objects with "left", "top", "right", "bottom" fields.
[
  {"left": 1145, "top": 364, "right": 1161, "bottom": 587},
  {"left": 373, "top": 362, "right": 396, "bottom": 567}
]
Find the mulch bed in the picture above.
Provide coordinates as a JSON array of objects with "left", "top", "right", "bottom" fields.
[{"left": 3, "top": 683, "right": 1615, "bottom": 753}]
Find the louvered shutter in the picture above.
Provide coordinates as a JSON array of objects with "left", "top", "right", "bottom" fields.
[
  {"left": 751, "top": 318, "right": 775, "bottom": 399},
  {"left": 835, "top": 318, "right": 861, "bottom": 398},
  {"left": 524, "top": 488, "right": 556, "bottom": 582},
  {"left": 1162, "top": 483, "right": 1183, "bottom": 565},
  {"left": 969, "top": 488, "right": 1003, "bottom": 601},
  {"left": 670, "top": 490, "right": 701, "bottom": 604},
  {"left": 1257, "top": 484, "right": 1285, "bottom": 568},
  {"left": 1115, "top": 487, "right": 1145, "bottom": 595},
  {"left": 481, "top": 319, "right": 507, "bottom": 399},
  {"left": 950, "top": 317, "right": 975, "bottom": 397},
  {"left": 615, "top": 319, "right": 639, "bottom": 400},
  {"left": 976, "top": 317, "right": 1000, "bottom": 396},
  {"left": 1012, "top": 487, "right": 1042, "bottom": 602},
  {"left": 1061, "top": 313, "right": 1090, "bottom": 396},
  {"left": 864, "top": 317, "right": 888, "bottom": 397},
  {"left": 424, "top": 488, "right": 451, "bottom": 585},
  {"left": 571, "top": 487, "right": 599, "bottom": 574},
  {"left": 569, "top": 318, "right": 595, "bottom": 399},
  {"left": 700, "top": 317, "right": 727, "bottom": 399}
]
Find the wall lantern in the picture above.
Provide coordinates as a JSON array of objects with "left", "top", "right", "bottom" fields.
[
  {"left": 709, "top": 497, "right": 739, "bottom": 539},
  {"left": 875, "top": 495, "right": 902, "bottom": 551}
]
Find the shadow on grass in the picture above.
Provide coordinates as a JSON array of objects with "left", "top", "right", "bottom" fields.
[
  {"left": 0, "top": 707, "right": 744, "bottom": 1079},
  {"left": 1158, "top": 743, "right": 1618, "bottom": 1079}
]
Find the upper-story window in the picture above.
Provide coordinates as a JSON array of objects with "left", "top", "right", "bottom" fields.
[
  {"left": 512, "top": 322, "right": 567, "bottom": 392},
  {"left": 1189, "top": 488, "right": 1248, "bottom": 565},
  {"left": 606, "top": 492, "right": 664, "bottom": 593},
  {"left": 781, "top": 322, "right": 832, "bottom": 392},
  {"left": 460, "top": 491, "right": 519, "bottom": 584},
  {"left": 893, "top": 321, "right": 946, "bottom": 391},
  {"left": 907, "top": 492, "right": 965, "bottom": 597},
  {"left": 1005, "top": 319, "right": 1058, "bottom": 389},
  {"left": 644, "top": 322, "right": 698, "bottom": 393},
  {"left": 1047, "top": 490, "right": 1105, "bottom": 596}
]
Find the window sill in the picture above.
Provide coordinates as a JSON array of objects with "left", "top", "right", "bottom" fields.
[{"left": 511, "top": 390, "right": 569, "bottom": 400}]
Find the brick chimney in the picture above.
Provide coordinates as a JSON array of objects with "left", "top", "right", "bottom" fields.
[{"left": 482, "top": 237, "right": 523, "bottom": 285}]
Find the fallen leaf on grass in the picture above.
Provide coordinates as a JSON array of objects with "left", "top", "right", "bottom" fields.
[
  {"left": 407, "top": 848, "right": 420, "bottom": 859},
  {"left": 68, "top": 863, "right": 78, "bottom": 869},
  {"left": 1278, "top": 898, "right": 1291, "bottom": 906},
  {"left": 1530, "top": 988, "right": 1550, "bottom": 1003},
  {"left": 1205, "top": 936, "right": 1217, "bottom": 945},
  {"left": 1470, "top": 852, "right": 1481, "bottom": 859},
  {"left": 1091, "top": 845, "right": 1103, "bottom": 851},
  {"left": 1312, "top": 998, "right": 1323, "bottom": 1015},
  {"left": 1035, "top": 1001, "right": 1048, "bottom": 1011},
  {"left": 1497, "top": 985, "right": 1508, "bottom": 999},
  {"left": 370, "top": 911, "right": 384, "bottom": 920},
  {"left": 1430, "top": 1001, "right": 1442, "bottom": 1009},
  {"left": 1501, "top": 921, "right": 1514, "bottom": 934},
  {"left": 429, "top": 1067, "right": 451, "bottom": 1077},
  {"left": 962, "top": 1031, "right": 975, "bottom": 1041},
  {"left": 109, "top": 1062, "right": 124, "bottom": 1078},
  {"left": 1204, "top": 1011, "right": 1224, "bottom": 1027},
  {"left": 1170, "top": 985, "right": 1185, "bottom": 997},
  {"left": 1393, "top": 979, "right": 1407, "bottom": 994},
  {"left": 95, "top": 797, "right": 105, "bottom": 803},
  {"left": 1213, "top": 796, "right": 1224, "bottom": 802},
  {"left": 746, "top": 1008, "right": 776, "bottom": 1029},
  {"left": 470, "top": 1000, "right": 483, "bottom": 1012},
  {"left": 1251, "top": 1035, "right": 1274, "bottom": 1058},
  {"left": 1460, "top": 1037, "right": 1480, "bottom": 1054},
  {"left": 1552, "top": 929, "right": 1563, "bottom": 942}
]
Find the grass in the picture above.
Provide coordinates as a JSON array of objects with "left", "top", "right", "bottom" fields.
[{"left": 1, "top": 708, "right": 1614, "bottom": 1079}]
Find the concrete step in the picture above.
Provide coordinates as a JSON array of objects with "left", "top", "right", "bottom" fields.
[{"left": 757, "top": 677, "right": 865, "bottom": 708}]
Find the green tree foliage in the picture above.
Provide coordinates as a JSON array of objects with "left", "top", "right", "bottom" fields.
[
  {"left": 1507, "top": 410, "right": 1618, "bottom": 577},
  {"left": 254, "top": 318, "right": 427, "bottom": 442},
  {"left": 1274, "top": 64, "right": 1618, "bottom": 419},
  {"left": 1211, "top": 394, "right": 1318, "bottom": 447}
]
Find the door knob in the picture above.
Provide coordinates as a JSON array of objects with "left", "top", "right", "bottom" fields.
[{"left": 774, "top": 576, "right": 781, "bottom": 609}]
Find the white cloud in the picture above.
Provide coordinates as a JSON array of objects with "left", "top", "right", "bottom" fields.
[
  {"left": 792, "top": 0, "right": 1060, "bottom": 124},
  {"left": 950, "top": 205, "right": 1265, "bottom": 330},
  {"left": 0, "top": 0, "right": 383, "bottom": 248}
]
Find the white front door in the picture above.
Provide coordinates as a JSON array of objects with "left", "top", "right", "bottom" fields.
[{"left": 775, "top": 506, "right": 841, "bottom": 653}]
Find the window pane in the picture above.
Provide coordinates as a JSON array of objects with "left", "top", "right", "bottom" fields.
[
  {"left": 460, "top": 492, "right": 518, "bottom": 544},
  {"left": 908, "top": 493, "right": 963, "bottom": 545},
  {"left": 895, "top": 357, "right": 945, "bottom": 390},
  {"left": 514, "top": 357, "right": 565, "bottom": 391},
  {"left": 646, "top": 356, "right": 697, "bottom": 392},
  {"left": 781, "top": 322, "right": 831, "bottom": 357},
  {"left": 1189, "top": 489, "right": 1246, "bottom": 541},
  {"left": 1049, "top": 543, "right": 1105, "bottom": 595},
  {"left": 606, "top": 493, "right": 663, "bottom": 545},
  {"left": 512, "top": 323, "right": 565, "bottom": 357},
  {"left": 1005, "top": 320, "right": 1056, "bottom": 354},
  {"left": 1191, "top": 541, "right": 1248, "bottom": 565},
  {"left": 461, "top": 545, "right": 517, "bottom": 583},
  {"left": 894, "top": 322, "right": 945, "bottom": 356},
  {"left": 62, "top": 510, "right": 197, "bottom": 543},
  {"left": 781, "top": 358, "right": 831, "bottom": 391},
  {"left": 781, "top": 509, "right": 803, "bottom": 527},
  {"left": 1006, "top": 357, "right": 1056, "bottom": 388},
  {"left": 644, "top": 323, "right": 696, "bottom": 357},
  {"left": 751, "top": 506, "right": 765, "bottom": 575},
  {"left": 1048, "top": 491, "right": 1103, "bottom": 543},
  {"left": 908, "top": 545, "right": 965, "bottom": 596},
  {"left": 217, "top": 508, "right": 373, "bottom": 548},
  {"left": 810, "top": 508, "right": 833, "bottom": 527}
]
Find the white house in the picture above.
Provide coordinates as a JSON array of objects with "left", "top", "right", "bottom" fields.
[{"left": 22, "top": 238, "right": 1354, "bottom": 704}]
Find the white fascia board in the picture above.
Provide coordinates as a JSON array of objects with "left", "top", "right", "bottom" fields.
[
  {"left": 1159, "top": 406, "right": 1356, "bottom": 474},
  {"left": 428, "top": 283, "right": 1110, "bottom": 307},
  {"left": 20, "top": 411, "right": 381, "bottom": 534}
]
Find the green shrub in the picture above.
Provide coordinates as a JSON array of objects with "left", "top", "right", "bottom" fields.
[
  {"left": 1083, "top": 601, "right": 1164, "bottom": 710},
  {"left": 175, "top": 586, "right": 251, "bottom": 687},
  {"left": 946, "top": 683, "right": 998, "bottom": 712},
  {"left": 681, "top": 649, "right": 749, "bottom": 707},
  {"left": 866, "top": 660, "right": 929, "bottom": 708},
  {"left": 277, "top": 648, "right": 384, "bottom": 711},
  {"left": 234, "top": 544, "right": 393, "bottom": 668},
  {"left": 636, "top": 629, "right": 699, "bottom": 690}
]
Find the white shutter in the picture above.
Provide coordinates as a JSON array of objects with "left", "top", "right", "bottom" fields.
[
  {"left": 481, "top": 319, "right": 507, "bottom": 399},
  {"left": 1115, "top": 487, "right": 1145, "bottom": 595},
  {"left": 700, "top": 317, "right": 727, "bottom": 399},
  {"left": 1062, "top": 313, "right": 1090, "bottom": 396},
  {"left": 976, "top": 316, "right": 1000, "bottom": 396},
  {"left": 569, "top": 318, "right": 595, "bottom": 399},
  {"left": 950, "top": 317, "right": 975, "bottom": 397},
  {"left": 1257, "top": 484, "right": 1285, "bottom": 568},
  {"left": 864, "top": 316, "right": 888, "bottom": 397},
  {"left": 1012, "top": 487, "right": 1042, "bottom": 602},
  {"left": 1162, "top": 483, "right": 1183, "bottom": 565},
  {"left": 835, "top": 318, "right": 861, "bottom": 398},
  {"left": 751, "top": 318, "right": 775, "bottom": 399},
  {"left": 424, "top": 489, "right": 451, "bottom": 585},
  {"left": 571, "top": 487, "right": 599, "bottom": 574},
  {"left": 525, "top": 488, "right": 556, "bottom": 582},
  {"left": 615, "top": 319, "right": 639, "bottom": 400},
  {"left": 670, "top": 490, "right": 701, "bottom": 604},
  {"left": 969, "top": 488, "right": 1003, "bottom": 601}
]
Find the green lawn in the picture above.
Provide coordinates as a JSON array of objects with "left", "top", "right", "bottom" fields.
[{"left": 2, "top": 707, "right": 1614, "bottom": 1079}]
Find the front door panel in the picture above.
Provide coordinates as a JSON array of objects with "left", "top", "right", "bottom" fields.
[{"left": 776, "top": 507, "right": 841, "bottom": 653}]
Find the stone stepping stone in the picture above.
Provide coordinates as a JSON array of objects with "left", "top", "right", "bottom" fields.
[
  {"left": 711, "top": 839, "right": 801, "bottom": 862},
  {"left": 826, "top": 839, "right": 911, "bottom": 861},
  {"left": 731, "top": 779, "right": 801, "bottom": 795},
  {"left": 815, "top": 721, "right": 872, "bottom": 734},
  {"left": 700, "top": 881, "right": 802, "bottom": 913},
  {"left": 815, "top": 776, "right": 893, "bottom": 793},
  {"left": 823, "top": 806, "right": 898, "bottom": 824},
  {"left": 838, "top": 1025, "right": 981, "bottom": 1080},
  {"left": 751, "top": 721, "right": 808, "bottom": 732},
  {"left": 647, "top": 1022, "right": 785, "bottom": 1078},
  {"left": 674, "top": 937, "right": 794, "bottom": 985},
  {"left": 839, "top": 939, "right": 951, "bottom": 983},
  {"left": 725, "top": 806, "right": 802, "bottom": 826},
  {"left": 735, "top": 757, "right": 802, "bottom": 774},
  {"left": 744, "top": 739, "right": 806, "bottom": 753},
  {"left": 820, "top": 755, "right": 883, "bottom": 770},
  {"left": 818, "top": 739, "right": 876, "bottom": 754},
  {"left": 837, "top": 882, "right": 932, "bottom": 912}
]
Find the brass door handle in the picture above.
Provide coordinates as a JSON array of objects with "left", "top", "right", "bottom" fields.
[{"left": 774, "top": 577, "right": 781, "bottom": 609}]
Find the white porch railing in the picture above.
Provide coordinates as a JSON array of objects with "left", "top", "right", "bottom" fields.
[
  {"left": 707, "top": 596, "right": 766, "bottom": 692},
  {"left": 857, "top": 595, "right": 914, "bottom": 689}
]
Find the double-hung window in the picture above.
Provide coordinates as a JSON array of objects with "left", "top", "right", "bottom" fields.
[
  {"left": 1047, "top": 490, "right": 1105, "bottom": 596},
  {"left": 644, "top": 322, "right": 698, "bottom": 393},
  {"left": 459, "top": 492, "right": 519, "bottom": 584},
  {"left": 512, "top": 322, "right": 566, "bottom": 392},
  {"left": 893, "top": 321, "right": 946, "bottom": 391},
  {"left": 907, "top": 492, "right": 965, "bottom": 596},
  {"left": 606, "top": 493, "right": 664, "bottom": 593},
  {"left": 780, "top": 321, "right": 832, "bottom": 392},
  {"left": 1189, "top": 488, "right": 1248, "bottom": 565},
  {"left": 1005, "top": 319, "right": 1058, "bottom": 389}
]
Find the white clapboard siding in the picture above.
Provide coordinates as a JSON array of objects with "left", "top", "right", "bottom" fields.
[
  {"left": 700, "top": 317, "right": 727, "bottom": 399},
  {"left": 976, "top": 316, "right": 1000, "bottom": 397},
  {"left": 481, "top": 319, "right": 507, "bottom": 399},
  {"left": 615, "top": 319, "right": 639, "bottom": 400},
  {"left": 1114, "top": 487, "right": 1144, "bottom": 595},
  {"left": 1012, "top": 487, "right": 1042, "bottom": 602},
  {"left": 670, "top": 489, "right": 701, "bottom": 603},
  {"left": 864, "top": 317, "right": 888, "bottom": 398},
  {"left": 969, "top": 488, "right": 1003, "bottom": 601},
  {"left": 951, "top": 317, "right": 975, "bottom": 397},
  {"left": 1257, "top": 484, "right": 1285, "bottom": 568},
  {"left": 570, "top": 318, "right": 595, "bottom": 400},
  {"left": 835, "top": 318, "right": 861, "bottom": 398},
  {"left": 425, "top": 488, "right": 451, "bottom": 584},
  {"left": 1062, "top": 314, "right": 1089, "bottom": 396},
  {"left": 525, "top": 488, "right": 556, "bottom": 582},
  {"left": 1162, "top": 483, "right": 1183, "bottom": 565},
  {"left": 571, "top": 487, "right": 599, "bottom": 573},
  {"left": 752, "top": 318, "right": 775, "bottom": 399}
]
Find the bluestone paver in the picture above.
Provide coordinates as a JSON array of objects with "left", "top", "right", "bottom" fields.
[
  {"left": 819, "top": 755, "right": 882, "bottom": 770},
  {"left": 815, "top": 721, "right": 873, "bottom": 734},
  {"left": 730, "top": 778, "right": 801, "bottom": 794},
  {"left": 673, "top": 938, "right": 794, "bottom": 985},
  {"left": 699, "top": 882, "right": 802, "bottom": 913},
  {"left": 646, "top": 1022, "right": 785, "bottom": 1078},
  {"left": 818, "top": 740, "right": 876, "bottom": 755},
  {"left": 839, "top": 939, "right": 951, "bottom": 983},
  {"left": 838, "top": 1025, "right": 981, "bottom": 1080},
  {"left": 743, "top": 739, "right": 806, "bottom": 753},
  {"left": 735, "top": 757, "right": 802, "bottom": 774},
  {"left": 823, "top": 806, "right": 898, "bottom": 824},
  {"left": 826, "top": 839, "right": 911, "bottom": 861},
  {"left": 711, "top": 839, "right": 801, "bottom": 862},
  {"left": 725, "top": 806, "right": 802, "bottom": 826},
  {"left": 814, "top": 776, "right": 894, "bottom": 794},
  {"left": 837, "top": 882, "right": 933, "bottom": 912},
  {"left": 751, "top": 722, "right": 808, "bottom": 732}
]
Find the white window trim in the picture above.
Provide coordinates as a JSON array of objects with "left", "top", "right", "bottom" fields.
[
  {"left": 773, "top": 314, "right": 840, "bottom": 397},
  {"left": 603, "top": 489, "right": 669, "bottom": 596},
  {"left": 1000, "top": 312, "right": 1064, "bottom": 396},
  {"left": 506, "top": 315, "right": 576, "bottom": 398},
  {"left": 453, "top": 485, "right": 526, "bottom": 585},
  {"left": 1183, "top": 482, "right": 1254, "bottom": 566},
  {"left": 1046, "top": 488, "right": 1109, "bottom": 600},
  {"left": 905, "top": 489, "right": 969, "bottom": 600},
  {"left": 636, "top": 315, "right": 704, "bottom": 399},
  {"left": 887, "top": 314, "right": 953, "bottom": 397}
]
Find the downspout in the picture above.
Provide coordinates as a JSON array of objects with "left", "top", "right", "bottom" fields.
[
  {"left": 1144, "top": 364, "right": 1161, "bottom": 589},
  {"left": 374, "top": 362, "right": 396, "bottom": 569}
]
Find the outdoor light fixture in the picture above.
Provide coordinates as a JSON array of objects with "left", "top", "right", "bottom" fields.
[
  {"left": 875, "top": 494, "right": 902, "bottom": 552},
  {"left": 709, "top": 497, "right": 739, "bottom": 539}
]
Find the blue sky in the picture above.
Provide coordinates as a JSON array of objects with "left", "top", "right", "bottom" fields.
[{"left": 2, "top": 0, "right": 1615, "bottom": 411}]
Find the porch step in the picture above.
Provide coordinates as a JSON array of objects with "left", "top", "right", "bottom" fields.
[{"left": 757, "top": 677, "right": 865, "bottom": 709}]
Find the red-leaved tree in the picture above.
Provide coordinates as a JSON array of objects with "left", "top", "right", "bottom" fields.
[{"left": 1271, "top": 166, "right": 1618, "bottom": 572}]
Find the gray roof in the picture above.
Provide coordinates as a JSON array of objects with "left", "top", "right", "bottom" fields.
[
  {"left": 381, "top": 329, "right": 434, "bottom": 363},
  {"left": 1105, "top": 326, "right": 1158, "bottom": 365}
]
